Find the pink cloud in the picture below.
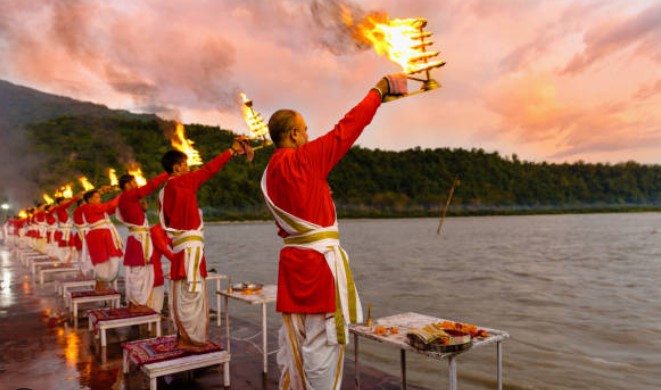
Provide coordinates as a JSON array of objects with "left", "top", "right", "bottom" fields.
[
  {"left": 1, "top": 0, "right": 661, "bottom": 164},
  {"left": 562, "top": 2, "right": 661, "bottom": 74},
  {"left": 634, "top": 79, "right": 661, "bottom": 101}
]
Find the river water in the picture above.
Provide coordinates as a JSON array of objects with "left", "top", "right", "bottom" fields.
[{"left": 191, "top": 213, "right": 660, "bottom": 389}]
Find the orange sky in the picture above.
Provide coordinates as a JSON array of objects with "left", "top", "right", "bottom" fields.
[{"left": 1, "top": 0, "right": 660, "bottom": 164}]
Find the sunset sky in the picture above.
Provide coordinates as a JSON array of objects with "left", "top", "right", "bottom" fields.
[{"left": 1, "top": 0, "right": 661, "bottom": 164}]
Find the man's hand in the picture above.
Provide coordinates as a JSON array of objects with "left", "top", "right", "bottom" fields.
[
  {"left": 384, "top": 73, "right": 408, "bottom": 96},
  {"left": 230, "top": 136, "right": 255, "bottom": 162},
  {"left": 374, "top": 73, "right": 408, "bottom": 101}
]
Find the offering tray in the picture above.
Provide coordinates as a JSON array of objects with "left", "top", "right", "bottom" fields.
[
  {"left": 230, "top": 281, "right": 263, "bottom": 293},
  {"left": 406, "top": 326, "right": 472, "bottom": 353}
]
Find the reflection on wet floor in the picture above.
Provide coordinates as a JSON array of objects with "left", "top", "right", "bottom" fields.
[{"left": 0, "top": 245, "right": 424, "bottom": 390}]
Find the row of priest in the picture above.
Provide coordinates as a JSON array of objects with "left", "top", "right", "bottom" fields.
[{"left": 3, "top": 73, "right": 409, "bottom": 388}]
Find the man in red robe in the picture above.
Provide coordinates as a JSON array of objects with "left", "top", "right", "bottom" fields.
[
  {"left": 159, "top": 137, "right": 251, "bottom": 351},
  {"left": 72, "top": 198, "right": 94, "bottom": 276},
  {"left": 32, "top": 204, "right": 48, "bottom": 254},
  {"left": 261, "top": 74, "right": 407, "bottom": 389},
  {"left": 81, "top": 187, "right": 123, "bottom": 292},
  {"left": 117, "top": 172, "right": 168, "bottom": 311},
  {"left": 44, "top": 205, "right": 59, "bottom": 259},
  {"left": 51, "top": 194, "right": 82, "bottom": 263}
]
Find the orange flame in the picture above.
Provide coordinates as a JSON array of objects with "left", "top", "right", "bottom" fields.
[
  {"left": 170, "top": 122, "right": 202, "bottom": 166},
  {"left": 55, "top": 184, "right": 73, "bottom": 198},
  {"left": 62, "top": 184, "right": 73, "bottom": 198},
  {"left": 344, "top": 10, "right": 443, "bottom": 74},
  {"left": 240, "top": 92, "right": 269, "bottom": 139},
  {"left": 78, "top": 176, "right": 94, "bottom": 191},
  {"left": 18, "top": 210, "right": 27, "bottom": 219},
  {"left": 42, "top": 193, "right": 54, "bottom": 205},
  {"left": 128, "top": 166, "right": 147, "bottom": 186},
  {"left": 108, "top": 168, "right": 118, "bottom": 187}
]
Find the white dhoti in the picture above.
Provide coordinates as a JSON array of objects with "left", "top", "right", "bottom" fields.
[
  {"left": 57, "top": 224, "right": 73, "bottom": 263},
  {"left": 278, "top": 313, "right": 345, "bottom": 390},
  {"left": 75, "top": 226, "right": 94, "bottom": 276},
  {"left": 126, "top": 265, "right": 155, "bottom": 306},
  {"left": 159, "top": 189, "right": 208, "bottom": 344},
  {"left": 261, "top": 169, "right": 362, "bottom": 390},
  {"left": 36, "top": 238, "right": 47, "bottom": 254},
  {"left": 150, "top": 285, "right": 165, "bottom": 313},
  {"left": 171, "top": 279, "right": 208, "bottom": 345},
  {"left": 94, "top": 256, "right": 121, "bottom": 283},
  {"left": 57, "top": 246, "right": 72, "bottom": 263},
  {"left": 46, "top": 228, "right": 58, "bottom": 258}
]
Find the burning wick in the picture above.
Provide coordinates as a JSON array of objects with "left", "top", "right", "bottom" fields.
[
  {"left": 78, "top": 176, "right": 95, "bottom": 191},
  {"left": 127, "top": 166, "right": 147, "bottom": 187},
  {"left": 108, "top": 168, "right": 118, "bottom": 187},
  {"left": 240, "top": 92, "right": 272, "bottom": 151},
  {"left": 53, "top": 184, "right": 73, "bottom": 199},
  {"left": 347, "top": 12, "right": 446, "bottom": 102}
]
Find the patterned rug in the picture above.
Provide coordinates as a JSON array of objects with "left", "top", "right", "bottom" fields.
[
  {"left": 89, "top": 307, "right": 158, "bottom": 335},
  {"left": 122, "top": 335, "right": 222, "bottom": 367},
  {"left": 70, "top": 289, "right": 119, "bottom": 298}
]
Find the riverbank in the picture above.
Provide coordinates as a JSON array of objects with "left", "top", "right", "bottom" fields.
[
  {"left": 0, "top": 245, "right": 426, "bottom": 390},
  {"left": 148, "top": 203, "right": 661, "bottom": 224}
]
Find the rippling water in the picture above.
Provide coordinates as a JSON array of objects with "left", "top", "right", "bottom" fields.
[{"left": 187, "top": 213, "right": 660, "bottom": 389}]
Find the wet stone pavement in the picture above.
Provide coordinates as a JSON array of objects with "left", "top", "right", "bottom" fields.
[{"left": 0, "top": 246, "right": 427, "bottom": 390}]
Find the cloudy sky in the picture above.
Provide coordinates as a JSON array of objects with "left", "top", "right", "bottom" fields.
[{"left": 1, "top": 0, "right": 661, "bottom": 164}]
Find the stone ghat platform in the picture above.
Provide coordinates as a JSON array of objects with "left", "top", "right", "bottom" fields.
[{"left": 0, "top": 245, "right": 427, "bottom": 389}]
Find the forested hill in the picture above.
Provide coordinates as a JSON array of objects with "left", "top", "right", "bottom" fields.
[
  {"left": 23, "top": 115, "right": 661, "bottom": 220},
  {"left": 0, "top": 79, "right": 154, "bottom": 203},
  {"left": 2, "top": 79, "right": 660, "bottom": 219}
]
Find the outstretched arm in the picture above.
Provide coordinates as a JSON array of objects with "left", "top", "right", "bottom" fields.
[
  {"left": 300, "top": 74, "right": 407, "bottom": 177},
  {"left": 134, "top": 172, "right": 169, "bottom": 199}
]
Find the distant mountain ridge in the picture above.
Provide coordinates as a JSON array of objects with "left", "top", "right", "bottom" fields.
[
  {"left": 0, "top": 79, "right": 153, "bottom": 133},
  {"left": 1, "top": 79, "right": 660, "bottom": 220},
  {"left": 0, "top": 79, "right": 158, "bottom": 205}
]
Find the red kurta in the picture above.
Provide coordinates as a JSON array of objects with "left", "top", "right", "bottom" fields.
[
  {"left": 149, "top": 223, "right": 175, "bottom": 287},
  {"left": 265, "top": 90, "right": 381, "bottom": 313},
  {"left": 72, "top": 206, "right": 85, "bottom": 250},
  {"left": 34, "top": 212, "right": 46, "bottom": 239},
  {"left": 45, "top": 212, "right": 57, "bottom": 243},
  {"left": 52, "top": 196, "right": 80, "bottom": 246},
  {"left": 82, "top": 196, "right": 122, "bottom": 265},
  {"left": 160, "top": 150, "right": 232, "bottom": 281},
  {"left": 118, "top": 172, "right": 168, "bottom": 266}
]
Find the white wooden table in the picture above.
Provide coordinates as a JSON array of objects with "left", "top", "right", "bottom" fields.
[
  {"left": 217, "top": 284, "right": 277, "bottom": 375},
  {"left": 19, "top": 251, "right": 43, "bottom": 265},
  {"left": 89, "top": 309, "right": 162, "bottom": 347},
  {"left": 27, "top": 256, "right": 53, "bottom": 272},
  {"left": 30, "top": 258, "right": 68, "bottom": 275},
  {"left": 67, "top": 291, "right": 121, "bottom": 319},
  {"left": 39, "top": 265, "right": 79, "bottom": 284},
  {"left": 122, "top": 336, "right": 231, "bottom": 390},
  {"left": 55, "top": 278, "right": 96, "bottom": 296},
  {"left": 350, "top": 312, "right": 510, "bottom": 390},
  {"left": 206, "top": 272, "right": 228, "bottom": 327}
]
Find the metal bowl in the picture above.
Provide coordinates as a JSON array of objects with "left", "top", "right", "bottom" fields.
[{"left": 231, "top": 282, "right": 263, "bottom": 291}]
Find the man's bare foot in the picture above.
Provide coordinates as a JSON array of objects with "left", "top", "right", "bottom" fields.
[
  {"left": 176, "top": 339, "right": 209, "bottom": 353},
  {"left": 129, "top": 303, "right": 153, "bottom": 313},
  {"left": 94, "top": 280, "right": 106, "bottom": 293}
]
